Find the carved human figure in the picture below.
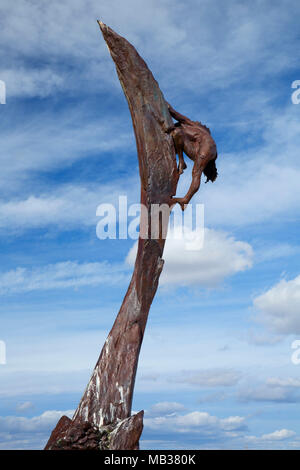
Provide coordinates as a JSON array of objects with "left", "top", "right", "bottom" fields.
[{"left": 166, "top": 103, "right": 218, "bottom": 210}]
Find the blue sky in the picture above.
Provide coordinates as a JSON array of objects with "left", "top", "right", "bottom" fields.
[{"left": 0, "top": 0, "right": 300, "bottom": 450}]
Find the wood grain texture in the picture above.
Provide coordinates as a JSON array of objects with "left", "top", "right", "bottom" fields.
[{"left": 45, "top": 22, "right": 178, "bottom": 450}]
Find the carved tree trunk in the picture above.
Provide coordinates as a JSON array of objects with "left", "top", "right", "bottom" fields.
[{"left": 45, "top": 22, "right": 178, "bottom": 451}]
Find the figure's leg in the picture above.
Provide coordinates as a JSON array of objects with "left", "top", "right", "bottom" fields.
[
  {"left": 171, "top": 129, "right": 187, "bottom": 175},
  {"left": 177, "top": 147, "right": 187, "bottom": 175}
]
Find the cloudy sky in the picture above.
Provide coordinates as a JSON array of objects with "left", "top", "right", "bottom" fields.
[{"left": 0, "top": 0, "right": 300, "bottom": 450}]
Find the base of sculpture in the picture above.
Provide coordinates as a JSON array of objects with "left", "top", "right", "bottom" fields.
[{"left": 45, "top": 411, "right": 144, "bottom": 450}]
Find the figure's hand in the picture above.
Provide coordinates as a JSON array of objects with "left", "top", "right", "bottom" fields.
[
  {"left": 164, "top": 124, "right": 175, "bottom": 134},
  {"left": 169, "top": 197, "right": 188, "bottom": 211},
  {"left": 162, "top": 121, "right": 172, "bottom": 133},
  {"left": 166, "top": 101, "right": 174, "bottom": 113}
]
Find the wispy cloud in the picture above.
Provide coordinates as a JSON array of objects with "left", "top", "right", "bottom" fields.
[
  {"left": 2, "top": 0, "right": 299, "bottom": 99},
  {"left": 0, "top": 107, "right": 133, "bottom": 193},
  {"left": 267, "top": 377, "right": 300, "bottom": 388},
  {"left": 195, "top": 106, "right": 300, "bottom": 228},
  {"left": 238, "top": 381, "right": 300, "bottom": 403},
  {"left": 0, "top": 183, "right": 136, "bottom": 232},
  {"left": 175, "top": 369, "right": 241, "bottom": 387},
  {"left": 15, "top": 402, "right": 34, "bottom": 413},
  {"left": 0, "top": 260, "right": 128, "bottom": 295}
]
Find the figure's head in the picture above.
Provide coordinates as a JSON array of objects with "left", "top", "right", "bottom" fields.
[{"left": 203, "top": 153, "right": 218, "bottom": 183}]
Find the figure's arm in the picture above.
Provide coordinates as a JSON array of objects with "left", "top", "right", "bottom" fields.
[
  {"left": 172, "top": 155, "right": 207, "bottom": 210},
  {"left": 166, "top": 102, "right": 194, "bottom": 125}
]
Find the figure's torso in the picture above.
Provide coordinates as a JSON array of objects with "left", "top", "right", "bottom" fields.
[{"left": 177, "top": 122, "right": 217, "bottom": 162}]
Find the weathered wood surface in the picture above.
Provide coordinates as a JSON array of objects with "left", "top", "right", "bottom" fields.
[{"left": 45, "top": 22, "right": 178, "bottom": 450}]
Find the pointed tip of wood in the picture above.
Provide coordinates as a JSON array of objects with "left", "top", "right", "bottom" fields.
[
  {"left": 97, "top": 20, "right": 105, "bottom": 30},
  {"left": 97, "top": 22, "right": 120, "bottom": 50},
  {"left": 97, "top": 20, "right": 109, "bottom": 36},
  {"left": 97, "top": 21, "right": 114, "bottom": 43}
]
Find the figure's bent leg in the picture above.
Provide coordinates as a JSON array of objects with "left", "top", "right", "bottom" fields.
[
  {"left": 177, "top": 148, "right": 187, "bottom": 175},
  {"left": 171, "top": 129, "right": 187, "bottom": 174}
]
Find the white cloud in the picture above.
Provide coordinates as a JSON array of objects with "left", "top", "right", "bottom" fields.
[
  {"left": 0, "top": 1, "right": 115, "bottom": 98},
  {"left": 255, "top": 244, "right": 300, "bottom": 263},
  {"left": 1, "top": 0, "right": 298, "bottom": 98},
  {"left": 0, "top": 183, "right": 136, "bottom": 232},
  {"left": 266, "top": 377, "right": 300, "bottom": 388},
  {"left": 0, "top": 108, "right": 133, "bottom": 192},
  {"left": 261, "top": 429, "right": 296, "bottom": 441},
  {"left": 0, "top": 406, "right": 294, "bottom": 450},
  {"left": 0, "top": 410, "right": 74, "bottom": 450},
  {"left": 0, "top": 260, "right": 128, "bottom": 295},
  {"left": 247, "top": 429, "right": 296, "bottom": 443},
  {"left": 0, "top": 410, "right": 73, "bottom": 433},
  {"left": 0, "top": 405, "right": 245, "bottom": 449},
  {"left": 127, "top": 228, "right": 253, "bottom": 288},
  {"left": 161, "top": 228, "right": 253, "bottom": 287},
  {"left": 253, "top": 275, "right": 300, "bottom": 334},
  {"left": 220, "top": 416, "right": 246, "bottom": 432},
  {"left": 238, "top": 382, "right": 300, "bottom": 403},
  {"left": 2, "top": 68, "right": 64, "bottom": 98},
  {"left": 16, "top": 402, "right": 34, "bottom": 413},
  {"left": 144, "top": 409, "right": 247, "bottom": 435}
]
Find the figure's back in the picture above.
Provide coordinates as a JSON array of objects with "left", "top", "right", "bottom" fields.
[{"left": 179, "top": 122, "right": 215, "bottom": 161}]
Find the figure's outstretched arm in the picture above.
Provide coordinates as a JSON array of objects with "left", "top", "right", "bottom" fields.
[
  {"left": 171, "top": 155, "right": 207, "bottom": 210},
  {"left": 166, "top": 102, "right": 194, "bottom": 125}
]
